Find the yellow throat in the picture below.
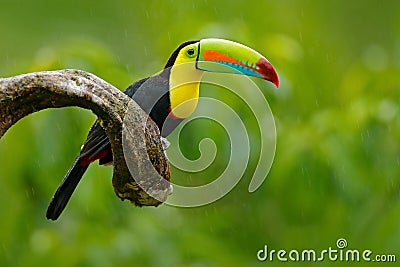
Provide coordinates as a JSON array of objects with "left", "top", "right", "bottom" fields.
[{"left": 169, "top": 56, "right": 203, "bottom": 119}]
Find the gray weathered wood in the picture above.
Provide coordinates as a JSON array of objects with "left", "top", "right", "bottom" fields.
[{"left": 0, "top": 69, "right": 170, "bottom": 208}]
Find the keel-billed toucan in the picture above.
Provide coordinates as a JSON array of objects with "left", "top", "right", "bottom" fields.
[{"left": 46, "top": 38, "right": 279, "bottom": 220}]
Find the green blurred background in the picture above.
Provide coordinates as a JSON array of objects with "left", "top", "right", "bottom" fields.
[{"left": 1, "top": 0, "right": 399, "bottom": 266}]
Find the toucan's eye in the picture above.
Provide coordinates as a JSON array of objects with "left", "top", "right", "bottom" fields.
[{"left": 186, "top": 48, "right": 196, "bottom": 57}]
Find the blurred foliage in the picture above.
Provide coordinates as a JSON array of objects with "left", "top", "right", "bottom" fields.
[{"left": 1, "top": 0, "right": 400, "bottom": 266}]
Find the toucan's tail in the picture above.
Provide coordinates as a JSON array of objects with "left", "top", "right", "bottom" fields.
[{"left": 46, "top": 157, "right": 89, "bottom": 220}]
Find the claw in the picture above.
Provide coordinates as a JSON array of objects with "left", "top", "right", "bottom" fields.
[{"left": 161, "top": 137, "right": 170, "bottom": 150}]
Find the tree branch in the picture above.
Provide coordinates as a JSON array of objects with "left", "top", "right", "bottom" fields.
[{"left": 0, "top": 69, "right": 170, "bottom": 208}]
